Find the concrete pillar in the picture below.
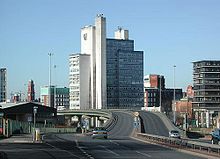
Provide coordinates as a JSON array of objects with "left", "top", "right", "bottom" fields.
[
  {"left": 195, "top": 111, "right": 199, "bottom": 127},
  {"left": 201, "top": 112, "right": 204, "bottom": 127},
  {"left": 206, "top": 110, "right": 210, "bottom": 128},
  {"left": 95, "top": 117, "right": 99, "bottom": 127},
  {"left": 217, "top": 112, "right": 220, "bottom": 129},
  {"left": 91, "top": 117, "right": 95, "bottom": 128},
  {"left": 98, "top": 119, "right": 101, "bottom": 127},
  {"left": 99, "top": 119, "right": 104, "bottom": 127}
]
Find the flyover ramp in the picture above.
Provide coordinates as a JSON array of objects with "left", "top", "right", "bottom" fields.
[
  {"left": 139, "top": 111, "right": 169, "bottom": 137},
  {"left": 107, "top": 111, "right": 135, "bottom": 139},
  {"left": 152, "top": 112, "right": 182, "bottom": 132},
  {"left": 139, "top": 111, "right": 183, "bottom": 137}
]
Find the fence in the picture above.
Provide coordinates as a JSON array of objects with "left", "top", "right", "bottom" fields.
[{"left": 2, "top": 118, "right": 54, "bottom": 137}]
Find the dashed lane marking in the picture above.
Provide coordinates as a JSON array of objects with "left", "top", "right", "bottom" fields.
[
  {"left": 99, "top": 145, "right": 120, "bottom": 156},
  {"left": 45, "top": 142, "right": 81, "bottom": 159},
  {"left": 136, "top": 151, "right": 152, "bottom": 158}
]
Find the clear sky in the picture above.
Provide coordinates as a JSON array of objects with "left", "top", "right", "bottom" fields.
[{"left": 0, "top": 0, "right": 220, "bottom": 99}]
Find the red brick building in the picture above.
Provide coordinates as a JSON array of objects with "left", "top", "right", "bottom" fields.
[{"left": 27, "top": 80, "right": 35, "bottom": 102}]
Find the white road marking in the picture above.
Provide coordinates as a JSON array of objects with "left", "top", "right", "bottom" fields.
[
  {"left": 109, "top": 140, "right": 120, "bottom": 146},
  {"left": 136, "top": 151, "right": 152, "bottom": 158},
  {"left": 99, "top": 145, "right": 120, "bottom": 156},
  {"left": 45, "top": 142, "right": 58, "bottom": 149},
  {"left": 45, "top": 142, "right": 81, "bottom": 158},
  {"left": 75, "top": 139, "right": 94, "bottom": 159}
]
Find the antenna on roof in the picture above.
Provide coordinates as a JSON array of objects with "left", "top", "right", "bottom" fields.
[{"left": 118, "top": 26, "right": 122, "bottom": 31}]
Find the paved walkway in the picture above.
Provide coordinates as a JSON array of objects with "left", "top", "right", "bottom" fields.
[{"left": 0, "top": 134, "right": 33, "bottom": 143}]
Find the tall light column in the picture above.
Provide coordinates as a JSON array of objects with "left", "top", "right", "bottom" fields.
[
  {"left": 159, "top": 75, "right": 162, "bottom": 112},
  {"left": 173, "top": 65, "right": 176, "bottom": 124},
  {"left": 33, "top": 106, "right": 38, "bottom": 142},
  {"left": 54, "top": 65, "right": 57, "bottom": 109},
  {"left": 48, "top": 53, "right": 53, "bottom": 107}
]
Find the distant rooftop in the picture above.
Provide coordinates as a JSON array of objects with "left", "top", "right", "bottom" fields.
[{"left": 0, "top": 102, "right": 42, "bottom": 109}]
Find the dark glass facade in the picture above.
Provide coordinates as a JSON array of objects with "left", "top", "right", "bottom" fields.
[
  {"left": 145, "top": 88, "right": 183, "bottom": 113},
  {"left": 106, "top": 39, "right": 144, "bottom": 108}
]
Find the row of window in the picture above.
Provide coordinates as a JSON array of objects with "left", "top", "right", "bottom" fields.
[
  {"left": 70, "top": 86, "right": 80, "bottom": 90},
  {"left": 194, "top": 68, "right": 220, "bottom": 73},
  {"left": 194, "top": 97, "right": 220, "bottom": 102},
  {"left": 194, "top": 62, "right": 220, "bottom": 67}
]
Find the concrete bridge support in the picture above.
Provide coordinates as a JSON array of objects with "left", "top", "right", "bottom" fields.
[{"left": 206, "top": 110, "right": 210, "bottom": 128}]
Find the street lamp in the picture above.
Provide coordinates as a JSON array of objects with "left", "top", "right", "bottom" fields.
[
  {"left": 173, "top": 65, "right": 176, "bottom": 125},
  {"left": 48, "top": 53, "right": 53, "bottom": 107},
  {"left": 159, "top": 75, "right": 162, "bottom": 112},
  {"left": 53, "top": 65, "right": 57, "bottom": 109},
  {"left": 33, "top": 106, "right": 38, "bottom": 141}
]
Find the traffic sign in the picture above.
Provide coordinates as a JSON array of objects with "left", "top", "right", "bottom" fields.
[
  {"left": 133, "top": 112, "right": 139, "bottom": 117},
  {"left": 133, "top": 121, "right": 140, "bottom": 128}
]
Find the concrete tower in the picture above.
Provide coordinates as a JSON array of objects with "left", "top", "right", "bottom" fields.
[
  {"left": 81, "top": 25, "right": 96, "bottom": 109},
  {"left": 80, "top": 14, "right": 106, "bottom": 109},
  {"left": 95, "top": 14, "right": 106, "bottom": 109}
]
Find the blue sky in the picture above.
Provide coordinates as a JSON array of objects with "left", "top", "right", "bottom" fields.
[{"left": 0, "top": 0, "right": 220, "bottom": 98}]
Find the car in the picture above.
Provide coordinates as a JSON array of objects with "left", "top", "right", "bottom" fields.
[
  {"left": 91, "top": 127, "right": 108, "bottom": 139},
  {"left": 169, "top": 130, "right": 181, "bottom": 139},
  {"left": 211, "top": 128, "right": 220, "bottom": 145}
]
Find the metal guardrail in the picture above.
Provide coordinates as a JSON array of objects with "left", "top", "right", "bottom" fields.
[
  {"left": 40, "top": 127, "right": 77, "bottom": 134},
  {"left": 136, "top": 133, "right": 220, "bottom": 157},
  {"left": 57, "top": 109, "right": 112, "bottom": 119}
]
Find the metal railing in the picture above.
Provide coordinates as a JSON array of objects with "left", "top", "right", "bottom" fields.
[{"left": 136, "top": 133, "right": 220, "bottom": 157}]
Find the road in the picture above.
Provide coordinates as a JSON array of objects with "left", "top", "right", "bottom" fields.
[
  {"left": 139, "top": 111, "right": 169, "bottom": 137},
  {"left": 0, "top": 111, "right": 210, "bottom": 159}
]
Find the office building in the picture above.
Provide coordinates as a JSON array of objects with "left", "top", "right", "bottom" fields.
[
  {"left": 69, "top": 54, "right": 90, "bottom": 109},
  {"left": 144, "top": 75, "right": 165, "bottom": 111},
  {"left": 41, "top": 86, "right": 70, "bottom": 109},
  {"left": 41, "top": 86, "right": 55, "bottom": 107},
  {"left": 27, "top": 80, "right": 35, "bottom": 102},
  {"left": 70, "top": 15, "right": 144, "bottom": 109},
  {"left": 0, "top": 68, "right": 7, "bottom": 102},
  {"left": 55, "top": 87, "right": 70, "bottom": 110},
  {"left": 13, "top": 94, "right": 20, "bottom": 103},
  {"left": 193, "top": 60, "right": 220, "bottom": 128},
  {"left": 144, "top": 74, "right": 165, "bottom": 89},
  {"left": 144, "top": 74, "right": 183, "bottom": 113},
  {"left": 106, "top": 28, "right": 144, "bottom": 108}
]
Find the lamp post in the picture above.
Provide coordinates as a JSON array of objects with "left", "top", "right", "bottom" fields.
[
  {"left": 33, "top": 106, "right": 38, "bottom": 141},
  {"left": 159, "top": 75, "right": 162, "bottom": 112},
  {"left": 173, "top": 65, "right": 176, "bottom": 125},
  {"left": 54, "top": 65, "right": 57, "bottom": 109},
  {"left": 48, "top": 53, "right": 53, "bottom": 107}
]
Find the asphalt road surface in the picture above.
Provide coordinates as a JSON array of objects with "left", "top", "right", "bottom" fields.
[
  {"left": 139, "top": 111, "right": 169, "bottom": 137},
  {"left": 0, "top": 111, "right": 210, "bottom": 159}
]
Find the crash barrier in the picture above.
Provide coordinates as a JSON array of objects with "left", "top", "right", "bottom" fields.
[
  {"left": 40, "top": 127, "right": 77, "bottom": 133},
  {"left": 136, "top": 133, "right": 220, "bottom": 157}
]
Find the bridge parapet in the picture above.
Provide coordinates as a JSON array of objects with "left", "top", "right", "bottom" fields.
[{"left": 57, "top": 109, "right": 112, "bottom": 119}]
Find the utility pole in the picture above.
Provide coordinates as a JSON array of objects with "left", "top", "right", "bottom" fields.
[
  {"left": 159, "top": 75, "right": 162, "bottom": 112},
  {"left": 54, "top": 65, "right": 57, "bottom": 109},
  {"left": 173, "top": 65, "right": 176, "bottom": 125},
  {"left": 48, "top": 53, "right": 53, "bottom": 107}
]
